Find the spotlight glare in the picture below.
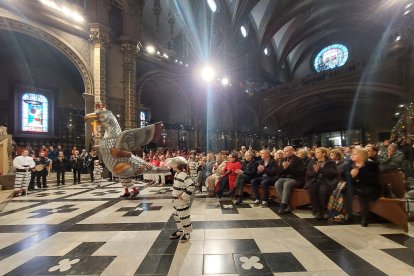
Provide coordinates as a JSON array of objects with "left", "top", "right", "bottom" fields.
[
  {"left": 404, "top": 10, "right": 411, "bottom": 16},
  {"left": 405, "top": 3, "right": 412, "bottom": 9},
  {"left": 156, "top": 51, "right": 161, "bottom": 55},
  {"left": 201, "top": 66, "right": 215, "bottom": 82},
  {"left": 185, "top": 64, "right": 189, "bottom": 67},
  {"left": 207, "top": 0, "right": 217, "bottom": 12},
  {"left": 175, "top": 59, "right": 178, "bottom": 63},
  {"left": 163, "top": 53, "right": 169, "bottom": 59},
  {"left": 264, "top": 47, "right": 269, "bottom": 55},
  {"left": 240, "top": 25, "right": 247, "bottom": 37},
  {"left": 179, "top": 61, "right": 183, "bottom": 65},
  {"left": 395, "top": 36, "right": 401, "bottom": 41},
  {"left": 399, "top": 104, "right": 405, "bottom": 108},
  {"left": 146, "top": 45, "right": 155, "bottom": 54},
  {"left": 221, "top": 77, "right": 229, "bottom": 86}
]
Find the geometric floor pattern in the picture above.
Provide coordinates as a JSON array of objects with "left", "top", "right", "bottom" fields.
[{"left": 0, "top": 174, "right": 413, "bottom": 275}]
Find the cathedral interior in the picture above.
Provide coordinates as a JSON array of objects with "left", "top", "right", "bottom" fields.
[{"left": 0, "top": 0, "right": 414, "bottom": 275}]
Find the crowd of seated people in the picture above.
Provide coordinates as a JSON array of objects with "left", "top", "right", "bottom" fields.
[{"left": 169, "top": 139, "right": 409, "bottom": 228}]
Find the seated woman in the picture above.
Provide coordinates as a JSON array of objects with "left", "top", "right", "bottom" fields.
[
  {"left": 218, "top": 153, "right": 242, "bottom": 197},
  {"left": 206, "top": 155, "right": 227, "bottom": 197},
  {"left": 329, "top": 149, "right": 348, "bottom": 180},
  {"left": 343, "top": 148, "right": 381, "bottom": 227},
  {"left": 306, "top": 147, "right": 338, "bottom": 219}
]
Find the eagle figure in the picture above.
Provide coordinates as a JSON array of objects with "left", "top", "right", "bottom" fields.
[{"left": 84, "top": 104, "right": 168, "bottom": 198}]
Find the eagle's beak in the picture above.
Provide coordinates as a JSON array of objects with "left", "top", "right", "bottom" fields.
[{"left": 84, "top": 113, "right": 99, "bottom": 122}]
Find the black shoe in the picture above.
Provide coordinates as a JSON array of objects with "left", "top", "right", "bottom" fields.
[
  {"left": 253, "top": 199, "right": 260, "bottom": 206},
  {"left": 180, "top": 233, "right": 190, "bottom": 243},
  {"left": 261, "top": 201, "right": 269, "bottom": 208},
  {"left": 21, "top": 190, "right": 27, "bottom": 196},
  {"left": 170, "top": 230, "right": 183, "bottom": 239},
  {"left": 235, "top": 198, "right": 243, "bottom": 205},
  {"left": 278, "top": 204, "right": 287, "bottom": 214},
  {"left": 120, "top": 193, "right": 131, "bottom": 198},
  {"left": 43, "top": 185, "right": 48, "bottom": 188},
  {"left": 361, "top": 219, "right": 368, "bottom": 227}
]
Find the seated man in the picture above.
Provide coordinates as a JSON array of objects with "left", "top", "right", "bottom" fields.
[
  {"left": 250, "top": 149, "right": 279, "bottom": 207},
  {"left": 275, "top": 146, "right": 305, "bottom": 214},
  {"left": 378, "top": 143, "right": 403, "bottom": 172}
]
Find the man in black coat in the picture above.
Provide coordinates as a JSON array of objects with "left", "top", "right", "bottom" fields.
[
  {"left": 228, "top": 151, "right": 258, "bottom": 204},
  {"left": 70, "top": 150, "right": 83, "bottom": 184},
  {"left": 251, "top": 149, "right": 279, "bottom": 207},
  {"left": 275, "top": 146, "right": 305, "bottom": 214}
]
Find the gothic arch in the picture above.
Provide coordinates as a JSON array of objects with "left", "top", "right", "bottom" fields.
[
  {"left": 0, "top": 15, "right": 94, "bottom": 95},
  {"left": 137, "top": 70, "right": 193, "bottom": 122}
]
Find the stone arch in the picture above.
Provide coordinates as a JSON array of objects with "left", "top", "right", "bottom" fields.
[
  {"left": 137, "top": 70, "right": 193, "bottom": 119},
  {"left": 0, "top": 16, "right": 93, "bottom": 96}
]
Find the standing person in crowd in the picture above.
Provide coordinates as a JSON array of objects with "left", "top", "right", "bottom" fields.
[
  {"left": 251, "top": 149, "right": 279, "bottom": 207},
  {"left": 48, "top": 145, "right": 57, "bottom": 171},
  {"left": 28, "top": 153, "right": 36, "bottom": 191},
  {"left": 343, "top": 148, "right": 381, "bottom": 227},
  {"left": 39, "top": 145, "right": 48, "bottom": 157},
  {"left": 80, "top": 149, "right": 89, "bottom": 174},
  {"left": 168, "top": 156, "right": 195, "bottom": 243},
  {"left": 400, "top": 138, "right": 414, "bottom": 177},
  {"left": 55, "top": 151, "right": 67, "bottom": 186},
  {"left": 378, "top": 143, "right": 403, "bottom": 172},
  {"left": 93, "top": 160, "right": 104, "bottom": 188},
  {"left": 217, "top": 153, "right": 242, "bottom": 197},
  {"left": 13, "top": 150, "right": 35, "bottom": 196},
  {"left": 275, "top": 146, "right": 305, "bottom": 214},
  {"left": 70, "top": 150, "right": 82, "bottom": 184},
  {"left": 85, "top": 149, "right": 99, "bottom": 182},
  {"left": 71, "top": 146, "right": 78, "bottom": 156},
  {"left": 34, "top": 151, "right": 51, "bottom": 189},
  {"left": 305, "top": 147, "right": 338, "bottom": 220},
  {"left": 232, "top": 151, "right": 258, "bottom": 204}
]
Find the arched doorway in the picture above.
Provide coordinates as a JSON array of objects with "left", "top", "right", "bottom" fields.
[
  {"left": 139, "top": 75, "right": 192, "bottom": 149},
  {"left": 0, "top": 30, "right": 87, "bottom": 153}
]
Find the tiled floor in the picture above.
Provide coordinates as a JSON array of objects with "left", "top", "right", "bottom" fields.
[{"left": 0, "top": 174, "right": 413, "bottom": 275}]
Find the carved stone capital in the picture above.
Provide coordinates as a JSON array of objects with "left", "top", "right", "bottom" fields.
[
  {"left": 121, "top": 43, "right": 139, "bottom": 63},
  {"left": 89, "top": 24, "right": 110, "bottom": 48}
]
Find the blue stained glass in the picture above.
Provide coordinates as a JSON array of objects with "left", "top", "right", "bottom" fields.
[
  {"left": 314, "top": 44, "right": 349, "bottom": 72},
  {"left": 21, "top": 93, "right": 49, "bottom": 133}
]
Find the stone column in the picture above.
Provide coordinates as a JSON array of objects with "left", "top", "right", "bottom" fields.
[
  {"left": 89, "top": 23, "right": 110, "bottom": 105},
  {"left": 121, "top": 41, "right": 139, "bottom": 130},
  {"left": 83, "top": 93, "right": 95, "bottom": 150}
]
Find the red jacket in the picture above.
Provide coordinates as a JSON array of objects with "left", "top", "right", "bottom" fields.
[{"left": 222, "top": 161, "right": 242, "bottom": 189}]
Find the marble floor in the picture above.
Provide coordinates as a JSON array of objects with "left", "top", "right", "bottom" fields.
[{"left": 0, "top": 174, "right": 413, "bottom": 276}]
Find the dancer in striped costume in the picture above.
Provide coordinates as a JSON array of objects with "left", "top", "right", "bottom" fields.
[
  {"left": 168, "top": 156, "right": 195, "bottom": 243},
  {"left": 93, "top": 160, "right": 104, "bottom": 188},
  {"left": 13, "top": 150, "right": 35, "bottom": 196}
]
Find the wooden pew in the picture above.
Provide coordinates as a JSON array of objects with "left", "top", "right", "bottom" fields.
[{"left": 242, "top": 184, "right": 310, "bottom": 209}]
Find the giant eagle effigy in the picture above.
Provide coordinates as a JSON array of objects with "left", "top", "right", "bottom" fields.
[{"left": 84, "top": 103, "right": 169, "bottom": 198}]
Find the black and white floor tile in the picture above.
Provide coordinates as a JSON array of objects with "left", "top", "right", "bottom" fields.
[{"left": 0, "top": 173, "right": 413, "bottom": 275}]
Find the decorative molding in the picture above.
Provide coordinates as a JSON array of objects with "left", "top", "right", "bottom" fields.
[
  {"left": 120, "top": 42, "right": 139, "bottom": 63},
  {"left": 89, "top": 23, "right": 110, "bottom": 49}
]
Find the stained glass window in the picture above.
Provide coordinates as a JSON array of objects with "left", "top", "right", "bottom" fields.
[
  {"left": 21, "top": 93, "right": 49, "bottom": 132},
  {"left": 314, "top": 44, "right": 349, "bottom": 72},
  {"left": 140, "top": 111, "right": 147, "bottom": 128}
]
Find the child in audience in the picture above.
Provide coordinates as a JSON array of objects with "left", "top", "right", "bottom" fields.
[{"left": 93, "top": 160, "right": 103, "bottom": 188}]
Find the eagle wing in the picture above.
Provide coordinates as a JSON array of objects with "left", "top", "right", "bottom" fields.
[{"left": 114, "top": 122, "right": 163, "bottom": 152}]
